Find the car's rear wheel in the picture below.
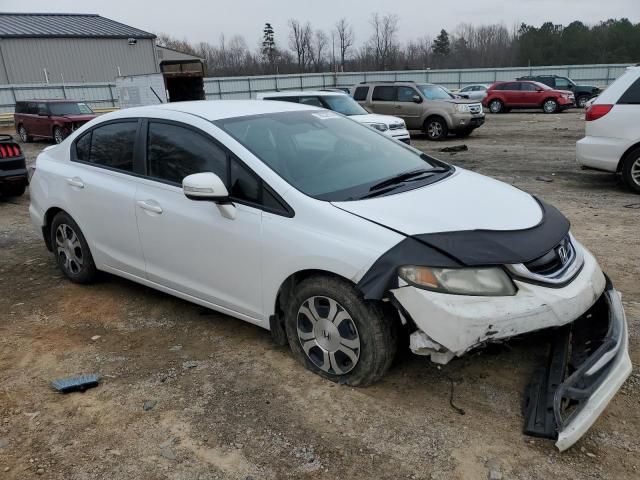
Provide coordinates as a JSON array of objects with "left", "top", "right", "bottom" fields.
[
  {"left": 621, "top": 148, "right": 640, "bottom": 194},
  {"left": 488, "top": 99, "right": 503, "bottom": 113},
  {"left": 424, "top": 117, "right": 448, "bottom": 141},
  {"left": 543, "top": 99, "right": 559, "bottom": 113},
  {"left": 53, "top": 127, "right": 65, "bottom": 144},
  {"left": 50, "top": 212, "right": 97, "bottom": 283},
  {"left": 18, "top": 125, "right": 32, "bottom": 143},
  {"left": 576, "top": 95, "right": 589, "bottom": 108},
  {"left": 284, "top": 275, "right": 397, "bottom": 386}
]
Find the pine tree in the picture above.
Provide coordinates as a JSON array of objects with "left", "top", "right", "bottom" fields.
[{"left": 262, "top": 23, "right": 276, "bottom": 68}]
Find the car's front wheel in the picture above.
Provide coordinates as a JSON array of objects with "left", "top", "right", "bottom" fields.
[
  {"left": 284, "top": 275, "right": 397, "bottom": 386},
  {"left": 50, "top": 212, "right": 97, "bottom": 283},
  {"left": 53, "top": 127, "right": 65, "bottom": 144},
  {"left": 543, "top": 99, "right": 559, "bottom": 113},
  {"left": 424, "top": 117, "right": 448, "bottom": 141},
  {"left": 621, "top": 148, "right": 640, "bottom": 194}
]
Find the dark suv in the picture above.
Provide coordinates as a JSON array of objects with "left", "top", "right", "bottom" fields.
[
  {"left": 517, "top": 75, "right": 600, "bottom": 108},
  {"left": 14, "top": 100, "right": 97, "bottom": 144},
  {"left": 0, "top": 134, "right": 27, "bottom": 197}
]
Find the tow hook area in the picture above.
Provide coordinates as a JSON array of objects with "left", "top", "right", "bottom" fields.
[
  {"left": 409, "top": 330, "right": 455, "bottom": 364},
  {"left": 523, "top": 284, "right": 630, "bottom": 450}
]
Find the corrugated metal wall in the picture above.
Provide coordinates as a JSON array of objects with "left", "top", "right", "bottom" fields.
[
  {"left": 0, "top": 63, "right": 632, "bottom": 114},
  {"left": 0, "top": 37, "right": 158, "bottom": 85}
]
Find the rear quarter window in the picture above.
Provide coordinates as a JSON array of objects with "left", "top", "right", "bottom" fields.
[
  {"left": 618, "top": 77, "right": 640, "bottom": 104},
  {"left": 353, "top": 86, "right": 369, "bottom": 101}
]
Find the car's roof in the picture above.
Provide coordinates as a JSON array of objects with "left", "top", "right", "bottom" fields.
[
  {"left": 259, "top": 90, "right": 346, "bottom": 98},
  {"left": 104, "top": 100, "right": 320, "bottom": 121}
]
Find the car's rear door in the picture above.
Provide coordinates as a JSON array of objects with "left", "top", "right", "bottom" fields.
[
  {"left": 133, "top": 118, "right": 263, "bottom": 319},
  {"left": 66, "top": 120, "right": 146, "bottom": 277},
  {"left": 502, "top": 82, "right": 523, "bottom": 106},
  {"left": 368, "top": 86, "right": 398, "bottom": 115}
]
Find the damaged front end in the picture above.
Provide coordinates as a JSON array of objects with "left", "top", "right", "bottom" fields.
[{"left": 524, "top": 279, "right": 631, "bottom": 451}]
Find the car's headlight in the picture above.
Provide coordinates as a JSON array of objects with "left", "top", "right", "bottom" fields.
[
  {"left": 367, "top": 123, "right": 389, "bottom": 132},
  {"left": 398, "top": 266, "right": 516, "bottom": 296},
  {"left": 455, "top": 104, "right": 470, "bottom": 113}
]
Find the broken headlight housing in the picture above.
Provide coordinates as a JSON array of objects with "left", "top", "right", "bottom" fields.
[{"left": 398, "top": 266, "right": 517, "bottom": 296}]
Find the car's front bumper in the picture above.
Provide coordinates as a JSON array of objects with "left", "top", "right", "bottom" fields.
[
  {"left": 450, "top": 113, "right": 485, "bottom": 131},
  {"left": 385, "top": 128, "right": 411, "bottom": 144}
]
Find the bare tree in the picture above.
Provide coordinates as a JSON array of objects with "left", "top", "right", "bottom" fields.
[
  {"left": 288, "top": 19, "right": 313, "bottom": 72},
  {"left": 309, "top": 30, "right": 329, "bottom": 72},
  {"left": 369, "top": 13, "right": 399, "bottom": 70},
  {"left": 335, "top": 18, "right": 354, "bottom": 71}
]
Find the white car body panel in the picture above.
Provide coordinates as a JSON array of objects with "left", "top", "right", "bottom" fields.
[
  {"left": 29, "top": 99, "right": 630, "bottom": 451},
  {"left": 333, "top": 169, "right": 543, "bottom": 235},
  {"left": 576, "top": 66, "right": 640, "bottom": 172}
]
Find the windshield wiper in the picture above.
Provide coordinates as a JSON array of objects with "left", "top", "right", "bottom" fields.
[{"left": 368, "top": 167, "right": 447, "bottom": 193}]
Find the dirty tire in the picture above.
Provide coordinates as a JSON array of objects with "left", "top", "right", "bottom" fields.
[
  {"left": 488, "top": 99, "right": 503, "bottom": 113},
  {"left": 18, "top": 125, "right": 32, "bottom": 143},
  {"left": 576, "top": 95, "right": 589, "bottom": 108},
  {"left": 543, "top": 99, "right": 558, "bottom": 113},
  {"left": 424, "top": 116, "right": 448, "bottom": 141},
  {"left": 284, "top": 275, "right": 397, "bottom": 386},
  {"left": 53, "top": 127, "right": 65, "bottom": 144},
  {"left": 50, "top": 211, "right": 97, "bottom": 284},
  {"left": 1, "top": 184, "right": 26, "bottom": 197},
  {"left": 621, "top": 148, "right": 640, "bottom": 194}
]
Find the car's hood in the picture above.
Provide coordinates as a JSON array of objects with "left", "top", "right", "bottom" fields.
[
  {"left": 60, "top": 114, "right": 97, "bottom": 122},
  {"left": 350, "top": 113, "right": 403, "bottom": 126},
  {"left": 332, "top": 168, "right": 543, "bottom": 235}
]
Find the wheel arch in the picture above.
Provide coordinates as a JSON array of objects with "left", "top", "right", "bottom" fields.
[
  {"left": 617, "top": 142, "right": 640, "bottom": 173},
  {"left": 423, "top": 113, "right": 448, "bottom": 130}
]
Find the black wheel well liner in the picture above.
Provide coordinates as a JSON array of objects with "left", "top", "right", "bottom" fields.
[
  {"left": 423, "top": 114, "right": 447, "bottom": 130},
  {"left": 42, "top": 207, "right": 65, "bottom": 251},
  {"left": 617, "top": 143, "right": 640, "bottom": 172}
]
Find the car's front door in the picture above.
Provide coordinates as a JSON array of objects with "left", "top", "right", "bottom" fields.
[
  {"left": 134, "top": 120, "right": 263, "bottom": 319},
  {"left": 394, "top": 86, "right": 424, "bottom": 127},
  {"left": 519, "top": 82, "right": 540, "bottom": 106}
]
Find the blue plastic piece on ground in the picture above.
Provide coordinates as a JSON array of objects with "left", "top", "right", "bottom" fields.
[{"left": 51, "top": 374, "right": 101, "bottom": 393}]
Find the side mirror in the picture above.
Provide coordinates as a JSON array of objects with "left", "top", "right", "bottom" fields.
[
  {"left": 412, "top": 94, "right": 422, "bottom": 104},
  {"left": 183, "top": 172, "right": 229, "bottom": 202}
]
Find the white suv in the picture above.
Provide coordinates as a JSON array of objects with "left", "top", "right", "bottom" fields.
[
  {"left": 30, "top": 100, "right": 630, "bottom": 451},
  {"left": 257, "top": 90, "right": 411, "bottom": 144},
  {"left": 576, "top": 66, "right": 640, "bottom": 192}
]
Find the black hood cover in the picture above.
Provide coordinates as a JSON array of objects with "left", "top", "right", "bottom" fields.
[{"left": 357, "top": 197, "right": 570, "bottom": 299}]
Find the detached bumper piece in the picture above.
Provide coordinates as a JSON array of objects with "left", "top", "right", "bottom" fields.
[
  {"left": 523, "top": 281, "right": 631, "bottom": 451},
  {"left": 51, "top": 374, "right": 101, "bottom": 394}
]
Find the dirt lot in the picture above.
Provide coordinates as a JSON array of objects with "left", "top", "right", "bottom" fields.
[{"left": 1, "top": 111, "right": 638, "bottom": 480}]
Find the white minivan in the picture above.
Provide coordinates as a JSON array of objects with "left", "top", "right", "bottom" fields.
[
  {"left": 29, "top": 100, "right": 630, "bottom": 451},
  {"left": 576, "top": 66, "right": 640, "bottom": 192}
]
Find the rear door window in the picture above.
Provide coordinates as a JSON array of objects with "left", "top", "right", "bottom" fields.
[
  {"left": 520, "top": 83, "right": 538, "bottom": 92},
  {"left": 372, "top": 86, "right": 396, "bottom": 101},
  {"left": 618, "top": 78, "right": 640, "bottom": 104},
  {"left": 353, "top": 86, "right": 369, "bottom": 101},
  {"left": 84, "top": 121, "right": 138, "bottom": 172},
  {"left": 503, "top": 82, "right": 521, "bottom": 90}
]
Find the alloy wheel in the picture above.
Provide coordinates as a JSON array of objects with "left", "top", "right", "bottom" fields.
[
  {"left": 19, "top": 126, "right": 28, "bottom": 142},
  {"left": 55, "top": 224, "right": 84, "bottom": 275},
  {"left": 544, "top": 100, "right": 557, "bottom": 113},
  {"left": 427, "top": 121, "right": 443, "bottom": 139},
  {"left": 54, "top": 128, "right": 64, "bottom": 144},
  {"left": 631, "top": 157, "right": 640, "bottom": 187},
  {"left": 296, "top": 296, "right": 360, "bottom": 375},
  {"left": 489, "top": 100, "right": 502, "bottom": 113},
  {"left": 578, "top": 96, "right": 588, "bottom": 108}
]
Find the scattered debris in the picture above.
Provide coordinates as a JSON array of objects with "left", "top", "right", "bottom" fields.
[
  {"left": 447, "top": 377, "right": 465, "bottom": 415},
  {"left": 488, "top": 469, "right": 503, "bottom": 480},
  {"left": 182, "top": 360, "right": 200, "bottom": 369},
  {"left": 535, "top": 176, "right": 554, "bottom": 182},
  {"left": 169, "top": 345, "right": 182, "bottom": 352},
  {"left": 623, "top": 203, "right": 640, "bottom": 209},
  {"left": 440, "top": 144, "right": 468, "bottom": 153},
  {"left": 0, "top": 437, "right": 8, "bottom": 449},
  {"left": 51, "top": 374, "right": 101, "bottom": 393},
  {"left": 553, "top": 127, "right": 569, "bottom": 131},
  {"left": 161, "top": 448, "right": 176, "bottom": 460},
  {"left": 159, "top": 438, "right": 175, "bottom": 449},
  {"left": 91, "top": 335, "right": 101, "bottom": 341},
  {"left": 143, "top": 400, "right": 157, "bottom": 411}
]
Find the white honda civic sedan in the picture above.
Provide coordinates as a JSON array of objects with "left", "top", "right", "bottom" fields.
[{"left": 29, "top": 100, "right": 630, "bottom": 450}]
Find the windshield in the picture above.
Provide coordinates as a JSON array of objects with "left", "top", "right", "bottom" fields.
[
  {"left": 321, "top": 95, "right": 369, "bottom": 116},
  {"left": 49, "top": 102, "right": 94, "bottom": 116},
  {"left": 216, "top": 111, "right": 448, "bottom": 201},
  {"left": 417, "top": 85, "right": 454, "bottom": 100}
]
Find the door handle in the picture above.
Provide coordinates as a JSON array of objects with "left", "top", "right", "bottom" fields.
[
  {"left": 137, "top": 200, "right": 163, "bottom": 214},
  {"left": 66, "top": 177, "right": 84, "bottom": 188}
]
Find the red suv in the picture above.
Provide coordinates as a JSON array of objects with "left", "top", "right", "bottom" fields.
[
  {"left": 483, "top": 81, "right": 575, "bottom": 114},
  {"left": 14, "top": 100, "right": 97, "bottom": 144}
]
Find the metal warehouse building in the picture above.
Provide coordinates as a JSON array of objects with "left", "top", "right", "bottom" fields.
[{"left": 0, "top": 13, "right": 159, "bottom": 84}]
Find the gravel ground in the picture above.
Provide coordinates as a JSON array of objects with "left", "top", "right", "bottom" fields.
[{"left": 0, "top": 110, "right": 638, "bottom": 480}]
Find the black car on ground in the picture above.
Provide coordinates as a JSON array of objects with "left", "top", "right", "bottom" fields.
[
  {"left": 0, "top": 134, "right": 27, "bottom": 197},
  {"left": 517, "top": 75, "right": 601, "bottom": 108}
]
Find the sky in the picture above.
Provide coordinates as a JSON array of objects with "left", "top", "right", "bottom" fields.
[{"left": 4, "top": 0, "right": 640, "bottom": 48}]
